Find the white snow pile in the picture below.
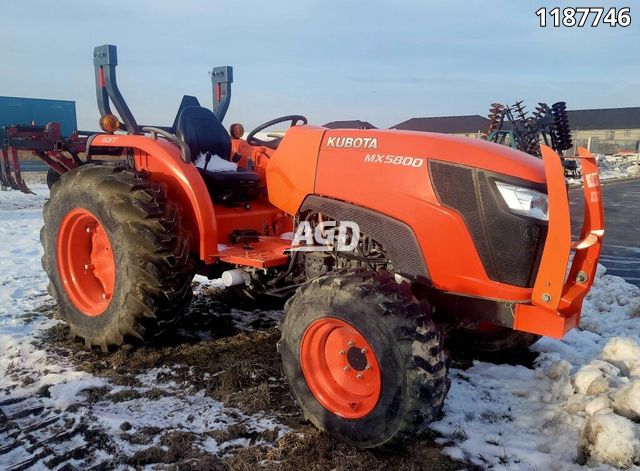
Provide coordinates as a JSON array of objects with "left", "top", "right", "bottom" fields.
[
  {"left": 597, "top": 155, "right": 640, "bottom": 181},
  {"left": 194, "top": 152, "right": 238, "bottom": 172},
  {"left": 432, "top": 265, "right": 640, "bottom": 470},
  {"left": 568, "top": 154, "right": 640, "bottom": 185}
]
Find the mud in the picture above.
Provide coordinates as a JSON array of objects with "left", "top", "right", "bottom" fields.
[{"left": 21, "top": 285, "right": 471, "bottom": 470}]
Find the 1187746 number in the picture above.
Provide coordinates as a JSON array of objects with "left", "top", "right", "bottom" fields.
[{"left": 536, "top": 7, "right": 631, "bottom": 27}]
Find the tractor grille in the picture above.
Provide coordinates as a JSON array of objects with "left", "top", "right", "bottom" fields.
[{"left": 429, "top": 160, "right": 547, "bottom": 288}]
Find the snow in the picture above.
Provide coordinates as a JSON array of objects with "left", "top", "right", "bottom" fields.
[
  {"left": 578, "top": 413, "right": 640, "bottom": 469},
  {"left": 613, "top": 381, "right": 640, "bottom": 421},
  {"left": 194, "top": 152, "right": 238, "bottom": 172},
  {"left": 193, "top": 274, "right": 225, "bottom": 290},
  {"left": 567, "top": 154, "right": 640, "bottom": 185},
  {"left": 603, "top": 338, "right": 640, "bottom": 377},
  {"left": 432, "top": 267, "right": 640, "bottom": 469},
  {"left": 597, "top": 155, "right": 640, "bottom": 181},
  {"left": 0, "top": 186, "right": 286, "bottom": 468},
  {"left": 2, "top": 182, "right": 640, "bottom": 468}
]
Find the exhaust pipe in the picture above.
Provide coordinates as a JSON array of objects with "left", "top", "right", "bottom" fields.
[{"left": 221, "top": 269, "right": 245, "bottom": 287}]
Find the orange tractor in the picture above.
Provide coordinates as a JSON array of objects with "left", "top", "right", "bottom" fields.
[{"left": 7, "top": 45, "right": 604, "bottom": 448}]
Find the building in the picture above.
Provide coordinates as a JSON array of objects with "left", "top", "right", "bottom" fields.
[
  {"left": 567, "top": 107, "right": 640, "bottom": 154},
  {"left": 323, "top": 120, "right": 377, "bottom": 129},
  {"left": 0, "top": 96, "right": 78, "bottom": 136},
  {"left": 391, "top": 115, "right": 488, "bottom": 137},
  {"left": 391, "top": 107, "right": 640, "bottom": 155}
]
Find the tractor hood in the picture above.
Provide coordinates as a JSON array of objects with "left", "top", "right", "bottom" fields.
[{"left": 329, "top": 129, "right": 547, "bottom": 185}]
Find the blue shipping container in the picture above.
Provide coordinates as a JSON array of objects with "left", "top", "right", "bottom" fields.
[{"left": 0, "top": 96, "right": 77, "bottom": 137}]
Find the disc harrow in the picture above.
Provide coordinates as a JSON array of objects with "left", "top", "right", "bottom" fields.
[{"left": 484, "top": 100, "right": 579, "bottom": 177}]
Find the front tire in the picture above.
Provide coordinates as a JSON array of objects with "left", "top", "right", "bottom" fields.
[
  {"left": 280, "top": 269, "right": 449, "bottom": 448},
  {"left": 41, "top": 164, "right": 194, "bottom": 351}
]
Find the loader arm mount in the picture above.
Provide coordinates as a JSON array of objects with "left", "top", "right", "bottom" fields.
[{"left": 514, "top": 146, "right": 604, "bottom": 338}]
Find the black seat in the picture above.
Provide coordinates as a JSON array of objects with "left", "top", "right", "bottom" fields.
[
  {"left": 204, "top": 169, "right": 260, "bottom": 185},
  {"left": 175, "top": 106, "right": 232, "bottom": 160},
  {"left": 175, "top": 106, "right": 260, "bottom": 205}
]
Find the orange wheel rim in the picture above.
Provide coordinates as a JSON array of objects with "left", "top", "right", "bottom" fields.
[
  {"left": 300, "top": 318, "right": 381, "bottom": 419},
  {"left": 56, "top": 208, "right": 115, "bottom": 317}
]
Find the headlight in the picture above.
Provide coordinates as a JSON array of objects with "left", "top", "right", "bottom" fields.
[{"left": 495, "top": 181, "right": 549, "bottom": 221}]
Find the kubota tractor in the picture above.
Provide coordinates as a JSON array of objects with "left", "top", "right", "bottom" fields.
[{"left": 7, "top": 45, "right": 604, "bottom": 448}]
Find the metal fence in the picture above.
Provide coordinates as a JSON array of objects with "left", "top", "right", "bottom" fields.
[{"left": 573, "top": 138, "right": 640, "bottom": 155}]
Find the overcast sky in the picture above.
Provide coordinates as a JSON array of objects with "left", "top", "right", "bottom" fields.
[{"left": 1, "top": 0, "right": 638, "bottom": 130}]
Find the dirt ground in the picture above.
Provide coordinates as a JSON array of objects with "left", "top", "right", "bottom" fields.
[{"left": 35, "top": 284, "right": 473, "bottom": 470}]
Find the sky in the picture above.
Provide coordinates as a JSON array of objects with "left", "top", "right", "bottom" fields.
[{"left": 1, "top": 0, "right": 638, "bottom": 131}]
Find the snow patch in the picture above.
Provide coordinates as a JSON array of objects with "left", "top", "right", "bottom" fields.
[
  {"left": 433, "top": 266, "right": 640, "bottom": 469},
  {"left": 567, "top": 154, "right": 640, "bottom": 185},
  {"left": 194, "top": 152, "right": 238, "bottom": 172},
  {"left": 613, "top": 381, "right": 640, "bottom": 421},
  {"left": 603, "top": 337, "right": 640, "bottom": 377},
  {"left": 577, "top": 413, "right": 640, "bottom": 468},
  {"left": 0, "top": 187, "right": 287, "bottom": 468}
]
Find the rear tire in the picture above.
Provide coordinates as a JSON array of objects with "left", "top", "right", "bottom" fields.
[
  {"left": 46, "top": 169, "right": 60, "bottom": 190},
  {"left": 280, "top": 269, "right": 449, "bottom": 448},
  {"left": 41, "top": 164, "right": 194, "bottom": 351}
]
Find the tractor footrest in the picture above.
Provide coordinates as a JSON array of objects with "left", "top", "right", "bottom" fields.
[{"left": 217, "top": 237, "right": 290, "bottom": 268}]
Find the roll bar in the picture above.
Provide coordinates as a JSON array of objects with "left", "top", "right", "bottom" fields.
[
  {"left": 93, "top": 44, "right": 234, "bottom": 134},
  {"left": 210, "top": 66, "right": 233, "bottom": 122},
  {"left": 93, "top": 45, "right": 139, "bottom": 133}
]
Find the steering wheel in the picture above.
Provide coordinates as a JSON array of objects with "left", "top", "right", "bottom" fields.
[{"left": 246, "top": 115, "right": 308, "bottom": 149}]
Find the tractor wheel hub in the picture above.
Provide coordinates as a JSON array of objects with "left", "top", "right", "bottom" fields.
[
  {"left": 346, "top": 346, "right": 368, "bottom": 371},
  {"left": 300, "top": 317, "right": 381, "bottom": 419},
  {"left": 57, "top": 208, "right": 115, "bottom": 317}
]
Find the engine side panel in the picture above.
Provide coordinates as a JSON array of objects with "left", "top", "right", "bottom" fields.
[
  {"left": 266, "top": 126, "right": 326, "bottom": 215},
  {"left": 300, "top": 195, "right": 428, "bottom": 279},
  {"left": 313, "top": 129, "right": 546, "bottom": 300}
]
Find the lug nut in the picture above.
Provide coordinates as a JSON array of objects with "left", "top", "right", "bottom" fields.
[
  {"left": 356, "top": 373, "right": 363, "bottom": 380},
  {"left": 365, "top": 365, "right": 372, "bottom": 371},
  {"left": 361, "top": 348, "right": 367, "bottom": 354},
  {"left": 101, "top": 293, "right": 107, "bottom": 300},
  {"left": 347, "top": 340, "right": 354, "bottom": 347},
  {"left": 339, "top": 350, "right": 345, "bottom": 356},
  {"left": 343, "top": 366, "right": 350, "bottom": 372}
]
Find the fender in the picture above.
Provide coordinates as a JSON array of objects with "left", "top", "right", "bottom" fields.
[
  {"left": 90, "top": 134, "right": 218, "bottom": 263},
  {"left": 299, "top": 195, "right": 429, "bottom": 280}
]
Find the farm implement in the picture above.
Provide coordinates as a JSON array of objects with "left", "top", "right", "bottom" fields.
[
  {"left": 484, "top": 100, "right": 581, "bottom": 178},
  {"left": 0, "top": 122, "right": 91, "bottom": 193},
  {"left": 13, "top": 45, "right": 604, "bottom": 448}
]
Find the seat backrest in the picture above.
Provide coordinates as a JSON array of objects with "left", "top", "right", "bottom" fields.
[
  {"left": 171, "top": 95, "right": 202, "bottom": 132},
  {"left": 175, "top": 106, "right": 231, "bottom": 160}
]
